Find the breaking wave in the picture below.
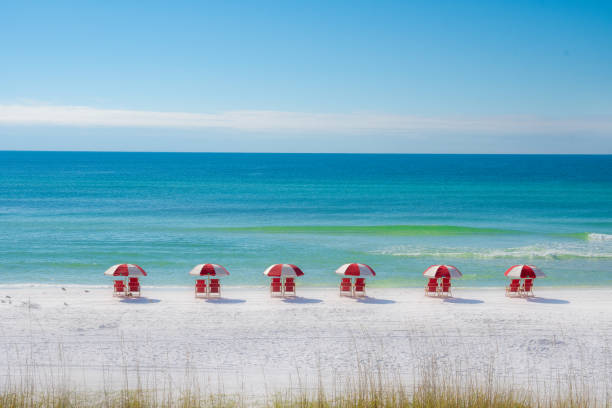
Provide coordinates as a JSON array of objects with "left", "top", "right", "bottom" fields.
[
  {"left": 587, "top": 233, "right": 612, "bottom": 242},
  {"left": 372, "top": 244, "right": 612, "bottom": 260}
]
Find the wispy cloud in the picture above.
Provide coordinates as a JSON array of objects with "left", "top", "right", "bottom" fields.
[{"left": 1, "top": 104, "right": 611, "bottom": 135}]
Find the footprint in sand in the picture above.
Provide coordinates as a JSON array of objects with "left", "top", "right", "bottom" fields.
[{"left": 20, "top": 301, "right": 41, "bottom": 309}]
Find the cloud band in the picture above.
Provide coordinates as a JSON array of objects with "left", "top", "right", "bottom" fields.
[{"left": 1, "top": 104, "right": 611, "bottom": 135}]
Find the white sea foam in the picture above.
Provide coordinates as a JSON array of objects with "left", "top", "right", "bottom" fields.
[
  {"left": 373, "top": 244, "right": 612, "bottom": 259},
  {"left": 588, "top": 233, "right": 612, "bottom": 242}
]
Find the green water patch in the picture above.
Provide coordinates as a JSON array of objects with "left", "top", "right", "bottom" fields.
[
  {"left": 555, "top": 232, "right": 591, "bottom": 240},
  {"left": 215, "top": 224, "right": 519, "bottom": 236}
]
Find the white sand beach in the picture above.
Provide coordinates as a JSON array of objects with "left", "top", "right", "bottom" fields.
[{"left": 0, "top": 285, "right": 611, "bottom": 400}]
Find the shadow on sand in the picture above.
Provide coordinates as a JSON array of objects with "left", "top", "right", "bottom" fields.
[
  {"left": 120, "top": 297, "right": 161, "bottom": 304},
  {"left": 526, "top": 297, "right": 570, "bottom": 304},
  {"left": 356, "top": 297, "right": 396, "bottom": 304},
  {"left": 205, "top": 298, "right": 246, "bottom": 304},
  {"left": 444, "top": 297, "right": 484, "bottom": 304},
  {"left": 283, "top": 297, "right": 322, "bottom": 304}
]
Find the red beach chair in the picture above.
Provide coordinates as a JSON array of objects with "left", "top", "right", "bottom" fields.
[
  {"left": 425, "top": 278, "right": 439, "bottom": 297},
  {"left": 354, "top": 278, "right": 366, "bottom": 297},
  {"left": 522, "top": 279, "right": 534, "bottom": 297},
  {"left": 340, "top": 278, "right": 353, "bottom": 297},
  {"left": 284, "top": 277, "right": 296, "bottom": 297},
  {"left": 209, "top": 278, "right": 221, "bottom": 297},
  {"left": 195, "top": 279, "right": 207, "bottom": 298},
  {"left": 113, "top": 280, "right": 126, "bottom": 297},
  {"left": 505, "top": 279, "right": 521, "bottom": 297},
  {"left": 440, "top": 278, "right": 452, "bottom": 297},
  {"left": 270, "top": 278, "right": 282, "bottom": 297},
  {"left": 128, "top": 277, "right": 140, "bottom": 297}
]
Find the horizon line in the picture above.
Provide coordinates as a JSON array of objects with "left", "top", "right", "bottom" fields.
[{"left": 1, "top": 149, "right": 611, "bottom": 156}]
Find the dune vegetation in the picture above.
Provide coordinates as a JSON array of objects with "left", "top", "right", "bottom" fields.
[{"left": 0, "top": 362, "right": 607, "bottom": 408}]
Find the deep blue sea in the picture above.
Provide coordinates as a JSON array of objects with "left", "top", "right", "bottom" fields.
[{"left": 1, "top": 151, "right": 611, "bottom": 287}]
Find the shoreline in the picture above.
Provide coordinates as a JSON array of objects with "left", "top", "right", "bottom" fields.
[{"left": 1, "top": 282, "right": 611, "bottom": 290}]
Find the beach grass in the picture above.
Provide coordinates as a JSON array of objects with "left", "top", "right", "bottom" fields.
[
  {"left": 0, "top": 363, "right": 607, "bottom": 408},
  {"left": 0, "top": 382, "right": 599, "bottom": 408}
]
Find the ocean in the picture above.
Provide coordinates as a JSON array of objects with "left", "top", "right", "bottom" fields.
[{"left": 1, "top": 151, "right": 611, "bottom": 287}]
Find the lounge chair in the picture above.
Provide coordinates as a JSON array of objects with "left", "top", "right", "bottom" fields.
[
  {"left": 522, "top": 278, "right": 534, "bottom": 297},
  {"left": 440, "top": 278, "right": 452, "bottom": 297},
  {"left": 284, "top": 277, "right": 296, "bottom": 297},
  {"left": 354, "top": 278, "right": 366, "bottom": 297},
  {"left": 505, "top": 279, "right": 521, "bottom": 297},
  {"left": 340, "top": 278, "right": 353, "bottom": 297},
  {"left": 270, "top": 278, "right": 283, "bottom": 297},
  {"left": 425, "top": 278, "right": 439, "bottom": 297},
  {"left": 128, "top": 277, "right": 140, "bottom": 297},
  {"left": 113, "top": 280, "right": 126, "bottom": 297},
  {"left": 209, "top": 278, "right": 221, "bottom": 297},
  {"left": 195, "top": 279, "right": 207, "bottom": 298}
]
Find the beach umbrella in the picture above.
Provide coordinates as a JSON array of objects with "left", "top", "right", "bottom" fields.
[
  {"left": 335, "top": 263, "right": 376, "bottom": 277},
  {"left": 504, "top": 264, "right": 546, "bottom": 279},
  {"left": 263, "top": 264, "right": 304, "bottom": 277},
  {"left": 189, "top": 263, "right": 230, "bottom": 277},
  {"left": 423, "top": 265, "right": 462, "bottom": 278},
  {"left": 104, "top": 264, "right": 147, "bottom": 277}
]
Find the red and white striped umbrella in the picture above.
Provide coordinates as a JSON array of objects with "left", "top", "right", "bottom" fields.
[
  {"left": 189, "top": 263, "right": 230, "bottom": 277},
  {"left": 504, "top": 264, "right": 546, "bottom": 279},
  {"left": 104, "top": 264, "right": 147, "bottom": 277},
  {"left": 263, "top": 264, "right": 304, "bottom": 277},
  {"left": 335, "top": 263, "right": 376, "bottom": 277},
  {"left": 423, "top": 265, "right": 462, "bottom": 278}
]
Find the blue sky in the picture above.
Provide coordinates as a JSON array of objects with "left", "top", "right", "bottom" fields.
[{"left": 1, "top": 0, "right": 611, "bottom": 152}]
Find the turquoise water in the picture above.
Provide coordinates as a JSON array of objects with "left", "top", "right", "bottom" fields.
[{"left": 1, "top": 151, "right": 611, "bottom": 287}]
